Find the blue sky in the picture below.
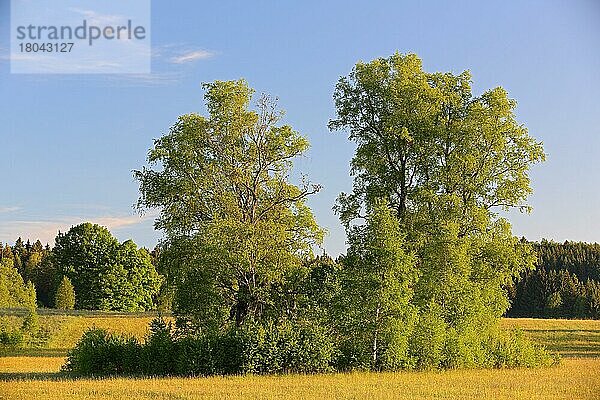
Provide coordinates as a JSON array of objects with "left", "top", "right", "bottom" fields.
[{"left": 0, "top": 0, "right": 599, "bottom": 255}]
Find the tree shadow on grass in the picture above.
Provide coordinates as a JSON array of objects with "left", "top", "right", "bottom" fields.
[
  {"left": 0, "top": 348, "right": 69, "bottom": 357},
  {"left": 0, "top": 372, "right": 172, "bottom": 382},
  {"left": 526, "top": 329, "right": 600, "bottom": 335},
  {"left": 543, "top": 343, "right": 600, "bottom": 358},
  {"left": 0, "top": 372, "right": 67, "bottom": 381},
  {"left": 0, "top": 371, "right": 130, "bottom": 382}
]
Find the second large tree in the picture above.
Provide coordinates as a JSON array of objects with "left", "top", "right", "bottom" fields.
[{"left": 330, "top": 53, "right": 546, "bottom": 368}]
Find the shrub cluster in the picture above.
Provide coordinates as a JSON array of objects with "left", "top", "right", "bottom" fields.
[
  {"left": 63, "top": 316, "right": 556, "bottom": 377},
  {"left": 488, "top": 329, "right": 558, "bottom": 368},
  {"left": 63, "top": 317, "right": 335, "bottom": 376},
  {"left": 334, "top": 319, "right": 556, "bottom": 372},
  {"left": 62, "top": 328, "right": 141, "bottom": 375}
]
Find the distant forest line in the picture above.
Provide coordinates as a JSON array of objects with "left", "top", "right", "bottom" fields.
[
  {"left": 508, "top": 240, "right": 600, "bottom": 319},
  {"left": 1, "top": 234, "right": 599, "bottom": 319}
]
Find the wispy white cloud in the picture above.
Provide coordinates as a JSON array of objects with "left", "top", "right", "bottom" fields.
[
  {"left": 2, "top": 37, "right": 214, "bottom": 82},
  {"left": 0, "top": 212, "right": 157, "bottom": 245},
  {"left": 3, "top": 53, "right": 37, "bottom": 62},
  {"left": 0, "top": 52, "right": 38, "bottom": 63},
  {"left": 68, "top": 8, "right": 126, "bottom": 26},
  {"left": 4, "top": 71, "right": 182, "bottom": 87},
  {"left": 103, "top": 72, "right": 183, "bottom": 87},
  {"left": 170, "top": 49, "right": 215, "bottom": 64},
  {"left": 91, "top": 214, "right": 157, "bottom": 230},
  {"left": 0, "top": 206, "right": 21, "bottom": 213}
]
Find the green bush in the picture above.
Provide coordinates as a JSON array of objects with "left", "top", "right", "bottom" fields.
[
  {"left": 63, "top": 317, "right": 555, "bottom": 377},
  {"left": 21, "top": 309, "right": 39, "bottom": 334},
  {"left": 408, "top": 308, "right": 447, "bottom": 370},
  {"left": 0, "top": 328, "right": 24, "bottom": 348},
  {"left": 63, "top": 328, "right": 141, "bottom": 375},
  {"left": 172, "top": 320, "right": 333, "bottom": 376},
  {"left": 440, "top": 325, "right": 486, "bottom": 369},
  {"left": 486, "top": 329, "right": 557, "bottom": 368},
  {"left": 19, "top": 308, "right": 52, "bottom": 347},
  {"left": 64, "top": 318, "right": 334, "bottom": 377},
  {"left": 209, "top": 330, "right": 244, "bottom": 375},
  {"left": 334, "top": 319, "right": 413, "bottom": 372},
  {"left": 235, "top": 320, "right": 334, "bottom": 374},
  {"left": 141, "top": 317, "right": 175, "bottom": 376},
  {"left": 335, "top": 336, "right": 372, "bottom": 371},
  {"left": 0, "top": 312, "right": 50, "bottom": 350},
  {"left": 173, "top": 334, "right": 217, "bottom": 376}
]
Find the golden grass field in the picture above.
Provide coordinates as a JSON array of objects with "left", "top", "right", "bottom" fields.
[
  {"left": 1, "top": 315, "right": 599, "bottom": 400},
  {"left": 501, "top": 318, "right": 600, "bottom": 358},
  {"left": 0, "top": 311, "right": 162, "bottom": 356}
]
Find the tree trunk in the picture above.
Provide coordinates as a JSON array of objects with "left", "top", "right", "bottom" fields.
[{"left": 372, "top": 304, "right": 380, "bottom": 368}]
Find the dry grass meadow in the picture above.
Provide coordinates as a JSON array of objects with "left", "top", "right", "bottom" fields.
[{"left": 1, "top": 314, "right": 599, "bottom": 400}]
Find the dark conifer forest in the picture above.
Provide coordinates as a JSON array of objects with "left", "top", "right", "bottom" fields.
[{"left": 507, "top": 240, "right": 600, "bottom": 319}]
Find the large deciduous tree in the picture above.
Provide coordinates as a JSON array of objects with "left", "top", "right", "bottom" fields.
[
  {"left": 330, "top": 53, "right": 546, "bottom": 368},
  {"left": 135, "top": 80, "right": 323, "bottom": 330}
]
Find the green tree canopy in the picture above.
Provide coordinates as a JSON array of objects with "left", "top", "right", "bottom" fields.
[
  {"left": 0, "top": 258, "right": 36, "bottom": 308},
  {"left": 330, "top": 53, "right": 545, "bottom": 233},
  {"left": 135, "top": 80, "right": 323, "bottom": 330},
  {"left": 53, "top": 223, "right": 162, "bottom": 311},
  {"left": 330, "top": 53, "right": 545, "bottom": 368}
]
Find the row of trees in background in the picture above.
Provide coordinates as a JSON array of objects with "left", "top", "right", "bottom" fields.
[
  {"left": 0, "top": 223, "right": 162, "bottom": 312},
  {"left": 4, "top": 231, "right": 598, "bottom": 321},
  {"left": 508, "top": 240, "right": 600, "bottom": 319}
]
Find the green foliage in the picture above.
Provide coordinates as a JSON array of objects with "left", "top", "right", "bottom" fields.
[
  {"left": 21, "top": 308, "right": 39, "bottom": 334},
  {"left": 141, "top": 316, "right": 175, "bottom": 375},
  {"left": 53, "top": 223, "right": 162, "bottom": 311},
  {"left": 486, "top": 329, "right": 557, "bottom": 368},
  {"left": 407, "top": 306, "right": 447, "bottom": 370},
  {"left": 29, "top": 255, "right": 60, "bottom": 308},
  {"left": 0, "top": 239, "right": 55, "bottom": 307},
  {"left": 329, "top": 53, "right": 549, "bottom": 370},
  {"left": 277, "top": 255, "right": 341, "bottom": 326},
  {"left": 234, "top": 320, "right": 334, "bottom": 374},
  {"left": 336, "top": 200, "right": 416, "bottom": 370},
  {"left": 63, "top": 328, "right": 142, "bottom": 375},
  {"left": 54, "top": 223, "right": 118, "bottom": 309},
  {"left": 172, "top": 319, "right": 335, "bottom": 376},
  {"left": 0, "top": 258, "right": 37, "bottom": 308},
  {"left": 330, "top": 53, "right": 545, "bottom": 229},
  {"left": 0, "top": 328, "right": 24, "bottom": 348},
  {"left": 0, "top": 276, "right": 7, "bottom": 308},
  {"left": 54, "top": 276, "right": 76, "bottom": 310},
  {"left": 66, "top": 318, "right": 334, "bottom": 377},
  {"left": 0, "top": 307, "right": 53, "bottom": 350},
  {"left": 135, "top": 80, "right": 323, "bottom": 330}
]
